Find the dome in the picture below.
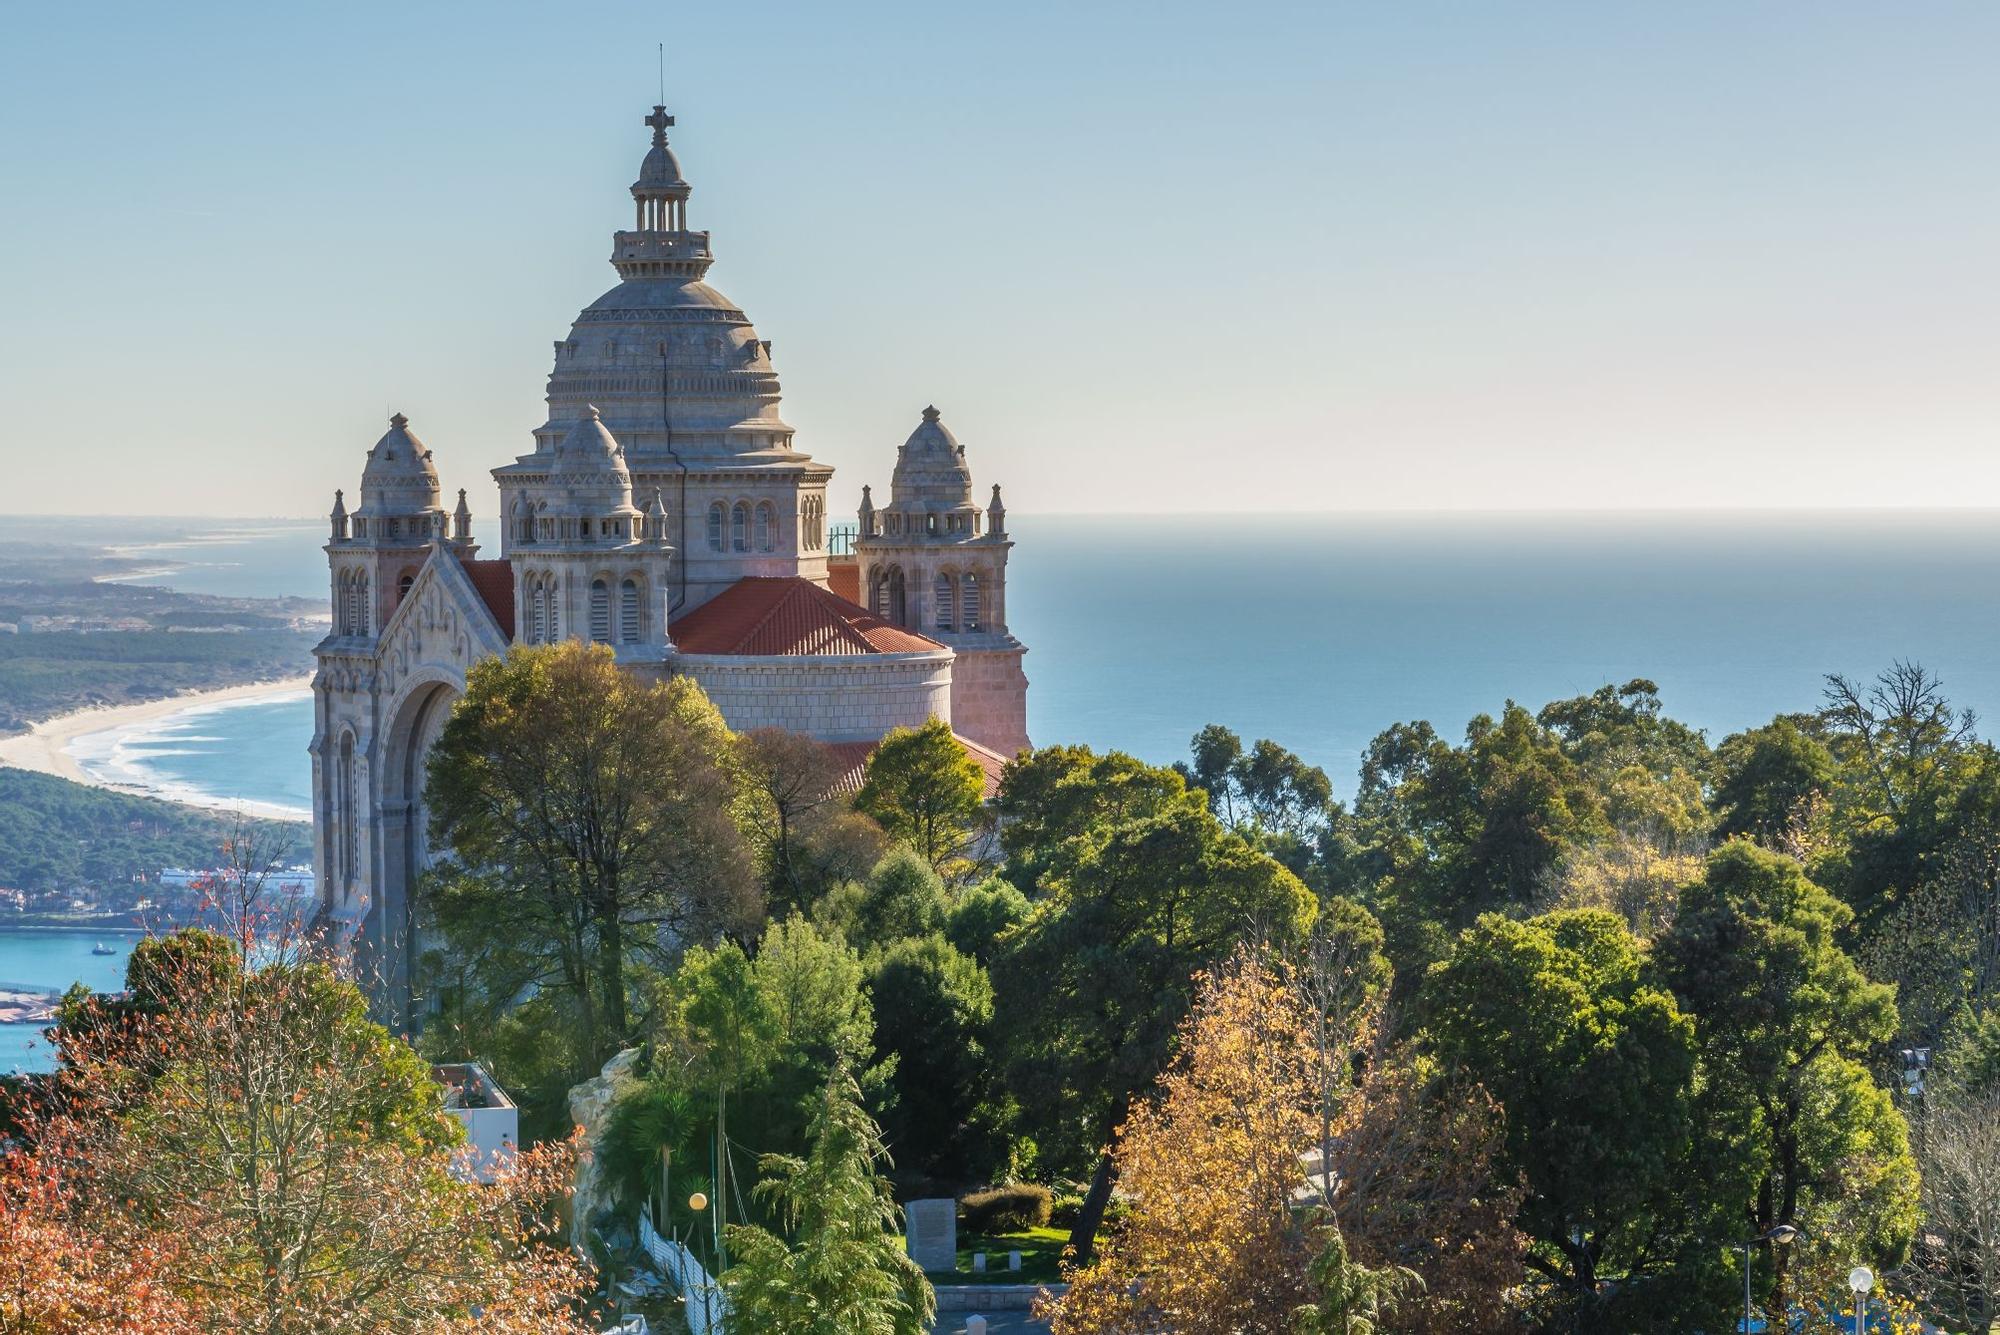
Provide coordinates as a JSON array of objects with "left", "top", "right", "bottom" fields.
[
  {"left": 542, "top": 406, "right": 636, "bottom": 515},
  {"left": 356, "top": 412, "right": 441, "bottom": 517},
  {"left": 636, "top": 143, "right": 685, "bottom": 188},
  {"left": 887, "top": 406, "right": 976, "bottom": 511}
]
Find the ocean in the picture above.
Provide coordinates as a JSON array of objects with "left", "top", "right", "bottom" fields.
[
  {"left": 6, "top": 509, "right": 2000, "bottom": 1070},
  {"left": 0, "top": 931, "right": 132, "bottom": 1072}
]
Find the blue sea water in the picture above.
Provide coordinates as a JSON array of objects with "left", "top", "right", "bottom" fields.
[{"left": 0, "top": 931, "right": 133, "bottom": 1073}]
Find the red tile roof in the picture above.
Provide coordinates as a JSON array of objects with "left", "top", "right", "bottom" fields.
[
  {"left": 825, "top": 732, "right": 1007, "bottom": 800},
  {"left": 826, "top": 556, "right": 861, "bottom": 605},
  {"left": 460, "top": 559, "right": 515, "bottom": 640},
  {"left": 672, "top": 577, "right": 942, "bottom": 657}
]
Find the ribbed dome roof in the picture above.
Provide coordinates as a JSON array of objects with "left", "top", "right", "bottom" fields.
[
  {"left": 357, "top": 413, "right": 441, "bottom": 516},
  {"left": 542, "top": 405, "right": 636, "bottom": 516},
  {"left": 551, "top": 405, "right": 629, "bottom": 481},
  {"left": 636, "top": 143, "right": 685, "bottom": 188},
  {"left": 888, "top": 406, "right": 975, "bottom": 511}
]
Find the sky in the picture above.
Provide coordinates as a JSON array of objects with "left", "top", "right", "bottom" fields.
[{"left": 1, "top": 1, "right": 1997, "bottom": 517}]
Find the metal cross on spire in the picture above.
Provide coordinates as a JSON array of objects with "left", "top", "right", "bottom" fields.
[{"left": 645, "top": 105, "right": 675, "bottom": 147}]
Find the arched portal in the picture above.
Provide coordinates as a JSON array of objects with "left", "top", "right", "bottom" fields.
[{"left": 363, "top": 677, "right": 458, "bottom": 1028}]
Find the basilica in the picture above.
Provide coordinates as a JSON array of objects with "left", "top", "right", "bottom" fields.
[{"left": 310, "top": 106, "right": 1029, "bottom": 1010}]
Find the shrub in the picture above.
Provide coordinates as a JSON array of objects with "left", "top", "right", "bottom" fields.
[
  {"left": 959, "top": 1183, "right": 1053, "bottom": 1234},
  {"left": 1048, "top": 1191, "right": 1084, "bottom": 1227}
]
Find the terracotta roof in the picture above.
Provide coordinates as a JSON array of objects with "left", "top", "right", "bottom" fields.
[
  {"left": 460, "top": 559, "right": 515, "bottom": 640},
  {"left": 826, "top": 556, "right": 861, "bottom": 605},
  {"left": 672, "top": 577, "right": 942, "bottom": 657},
  {"left": 825, "top": 732, "right": 1006, "bottom": 800}
]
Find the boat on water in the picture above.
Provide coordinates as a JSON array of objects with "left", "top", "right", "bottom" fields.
[{"left": 90, "top": 942, "right": 117, "bottom": 956}]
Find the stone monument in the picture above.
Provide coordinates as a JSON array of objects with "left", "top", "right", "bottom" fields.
[{"left": 905, "top": 1197, "right": 958, "bottom": 1272}]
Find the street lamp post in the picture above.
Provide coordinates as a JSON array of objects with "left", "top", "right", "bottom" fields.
[
  {"left": 1735, "top": 1225, "right": 1799, "bottom": 1333},
  {"left": 1847, "top": 1265, "right": 1874, "bottom": 1335}
]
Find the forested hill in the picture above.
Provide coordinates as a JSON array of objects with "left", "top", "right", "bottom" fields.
[
  {"left": 0, "top": 769, "right": 308, "bottom": 896},
  {"left": 0, "top": 628, "right": 318, "bottom": 736}
]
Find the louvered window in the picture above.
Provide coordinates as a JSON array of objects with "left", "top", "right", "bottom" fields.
[
  {"left": 732, "top": 503, "right": 749, "bottom": 552},
  {"left": 962, "top": 572, "right": 982, "bottom": 631},
  {"left": 756, "top": 501, "right": 775, "bottom": 552},
  {"left": 934, "top": 573, "right": 956, "bottom": 631},
  {"left": 590, "top": 579, "right": 611, "bottom": 643},
  {"left": 707, "top": 503, "right": 724, "bottom": 551},
  {"left": 620, "top": 579, "right": 641, "bottom": 643}
]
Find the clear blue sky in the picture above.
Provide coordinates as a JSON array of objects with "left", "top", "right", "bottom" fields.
[{"left": 3, "top": 1, "right": 1997, "bottom": 517}]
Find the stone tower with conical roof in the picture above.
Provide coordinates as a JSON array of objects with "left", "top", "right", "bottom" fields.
[
  {"left": 324, "top": 413, "right": 467, "bottom": 639},
  {"left": 508, "top": 405, "right": 674, "bottom": 662},
  {"left": 854, "top": 406, "right": 1029, "bottom": 755}
]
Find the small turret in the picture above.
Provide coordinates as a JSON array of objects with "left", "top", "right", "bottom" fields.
[
  {"left": 330, "top": 489, "right": 348, "bottom": 542},
  {"left": 453, "top": 489, "right": 472, "bottom": 543},
  {"left": 858, "top": 484, "right": 876, "bottom": 537},
  {"left": 988, "top": 483, "right": 1006, "bottom": 538},
  {"left": 646, "top": 489, "right": 671, "bottom": 547}
]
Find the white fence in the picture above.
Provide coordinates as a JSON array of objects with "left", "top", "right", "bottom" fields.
[{"left": 638, "top": 1207, "right": 727, "bottom": 1335}]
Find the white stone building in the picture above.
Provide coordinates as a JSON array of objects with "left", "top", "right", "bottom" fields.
[{"left": 311, "top": 106, "right": 1028, "bottom": 1016}]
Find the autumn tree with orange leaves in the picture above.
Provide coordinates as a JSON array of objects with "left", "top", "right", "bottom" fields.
[
  {"left": 0, "top": 927, "right": 595, "bottom": 1335},
  {"left": 1045, "top": 947, "right": 1337, "bottom": 1334}
]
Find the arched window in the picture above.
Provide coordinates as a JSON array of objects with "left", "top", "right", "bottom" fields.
[
  {"left": 756, "top": 501, "right": 775, "bottom": 552},
  {"left": 525, "top": 576, "right": 543, "bottom": 643},
  {"left": 397, "top": 572, "right": 415, "bottom": 604},
  {"left": 871, "top": 569, "right": 889, "bottom": 619},
  {"left": 934, "top": 572, "right": 956, "bottom": 631},
  {"left": 888, "top": 566, "right": 907, "bottom": 626},
  {"left": 962, "top": 572, "right": 982, "bottom": 631},
  {"left": 589, "top": 579, "right": 610, "bottom": 643},
  {"left": 620, "top": 578, "right": 641, "bottom": 643},
  {"left": 355, "top": 573, "right": 370, "bottom": 636},
  {"left": 707, "top": 502, "right": 725, "bottom": 552},
  {"left": 731, "top": 502, "right": 750, "bottom": 552},
  {"left": 336, "top": 730, "right": 357, "bottom": 891}
]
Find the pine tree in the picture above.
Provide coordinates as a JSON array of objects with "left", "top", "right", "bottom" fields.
[{"left": 720, "top": 1063, "right": 933, "bottom": 1334}]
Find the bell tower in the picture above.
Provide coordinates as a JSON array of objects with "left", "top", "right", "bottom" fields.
[
  {"left": 508, "top": 405, "right": 675, "bottom": 664},
  {"left": 325, "top": 413, "right": 460, "bottom": 641},
  {"left": 854, "top": 406, "right": 1029, "bottom": 755}
]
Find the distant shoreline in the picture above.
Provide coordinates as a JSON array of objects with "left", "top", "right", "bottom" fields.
[{"left": 0, "top": 676, "right": 314, "bottom": 817}]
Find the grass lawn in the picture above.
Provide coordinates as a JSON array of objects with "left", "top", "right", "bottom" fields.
[{"left": 918, "top": 1225, "right": 1069, "bottom": 1285}]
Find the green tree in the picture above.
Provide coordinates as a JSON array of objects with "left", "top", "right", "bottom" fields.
[
  {"left": 867, "top": 933, "right": 999, "bottom": 1189},
  {"left": 722, "top": 1064, "right": 935, "bottom": 1335},
  {"left": 1816, "top": 662, "right": 1992, "bottom": 926},
  {"left": 855, "top": 717, "right": 987, "bottom": 877},
  {"left": 422, "top": 642, "right": 758, "bottom": 1077},
  {"left": 943, "top": 875, "right": 1031, "bottom": 966},
  {"left": 847, "top": 848, "right": 950, "bottom": 952},
  {"left": 994, "top": 744, "right": 1189, "bottom": 895},
  {"left": 1354, "top": 704, "right": 1610, "bottom": 982},
  {"left": 654, "top": 918, "right": 881, "bottom": 1237},
  {"left": 1654, "top": 841, "right": 1917, "bottom": 1314},
  {"left": 1422, "top": 909, "right": 1725, "bottom": 1330},
  {"left": 1712, "top": 716, "right": 1835, "bottom": 843},
  {"left": 993, "top": 749, "right": 1318, "bottom": 1260}
]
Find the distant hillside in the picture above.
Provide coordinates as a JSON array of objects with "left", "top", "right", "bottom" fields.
[
  {"left": 0, "top": 769, "right": 309, "bottom": 896},
  {"left": 0, "top": 629, "right": 318, "bottom": 736}
]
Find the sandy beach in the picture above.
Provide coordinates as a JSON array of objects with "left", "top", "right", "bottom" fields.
[{"left": 0, "top": 676, "right": 314, "bottom": 790}]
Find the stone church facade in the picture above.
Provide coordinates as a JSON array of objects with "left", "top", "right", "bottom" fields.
[{"left": 310, "top": 107, "right": 1029, "bottom": 1013}]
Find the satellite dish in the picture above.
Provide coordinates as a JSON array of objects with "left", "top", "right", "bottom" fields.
[{"left": 1847, "top": 1265, "right": 1874, "bottom": 1294}]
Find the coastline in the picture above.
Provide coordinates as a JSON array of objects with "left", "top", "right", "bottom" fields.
[{"left": 0, "top": 676, "right": 314, "bottom": 817}]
